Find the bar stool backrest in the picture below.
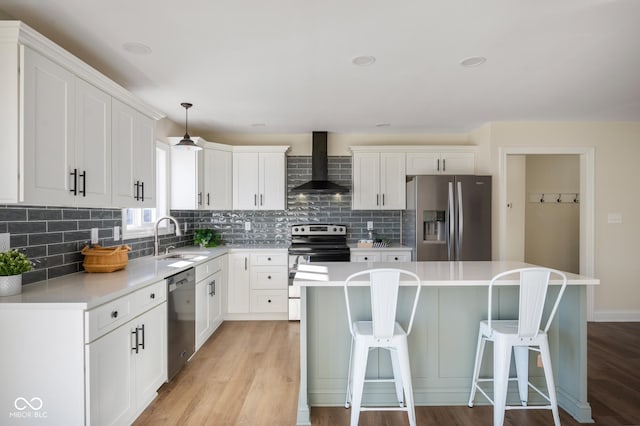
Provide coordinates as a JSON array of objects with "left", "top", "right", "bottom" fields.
[
  {"left": 488, "top": 267, "right": 568, "bottom": 340},
  {"left": 344, "top": 268, "right": 422, "bottom": 340}
]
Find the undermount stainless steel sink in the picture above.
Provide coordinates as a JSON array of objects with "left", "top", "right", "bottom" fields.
[{"left": 157, "top": 252, "right": 210, "bottom": 261}]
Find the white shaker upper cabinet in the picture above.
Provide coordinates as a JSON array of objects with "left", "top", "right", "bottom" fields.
[
  {"left": 352, "top": 150, "right": 405, "bottom": 210},
  {"left": 112, "top": 99, "right": 156, "bottom": 208},
  {"left": 21, "top": 46, "right": 77, "bottom": 206},
  {"left": 405, "top": 150, "right": 475, "bottom": 175},
  {"left": 232, "top": 147, "right": 288, "bottom": 210},
  {"left": 203, "top": 147, "right": 232, "bottom": 210}
]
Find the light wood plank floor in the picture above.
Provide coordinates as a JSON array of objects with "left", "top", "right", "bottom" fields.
[{"left": 134, "top": 321, "right": 640, "bottom": 426}]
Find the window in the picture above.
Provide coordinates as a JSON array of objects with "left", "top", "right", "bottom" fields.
[{"left": 121, "top": 142, "right": 171, "bottom": 239}]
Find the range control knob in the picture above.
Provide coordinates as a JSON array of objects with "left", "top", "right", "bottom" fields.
[{"left": 333, "top": 227, "right": 337, "bottom": 232}]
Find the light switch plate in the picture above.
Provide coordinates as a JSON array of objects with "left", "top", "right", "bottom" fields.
[
  {"left": 113, "top": 226, "right": 120, "bottom": 241},
  {"left": 91, "top": 228, "right": 99, "bottom": 244},
  {"left": 367, "top": 221, "right": 374, "bottom": 230},
  {"left": 0, "top": 233, "right": 10, "bottom": 251},
  {"left": 607, "top": 213, "right": 622, "bottom": 224}
]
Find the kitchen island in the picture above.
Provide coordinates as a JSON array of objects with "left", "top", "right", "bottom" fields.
[{"left": 293, "top": 261, "right": 599, "bottom": 425}]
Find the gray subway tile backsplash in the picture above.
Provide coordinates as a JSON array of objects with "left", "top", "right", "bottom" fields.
[{"left": 0, "top": 155, "right": 402, "bottom": 287}]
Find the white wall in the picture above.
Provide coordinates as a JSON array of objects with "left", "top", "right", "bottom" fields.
[{"left": 486, "top": 122, "right": 640, "bottom": 321}]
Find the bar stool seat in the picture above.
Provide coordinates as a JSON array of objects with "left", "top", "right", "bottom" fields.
[{"left": 343, "top": 268, "right": 422, "bottom": 426}]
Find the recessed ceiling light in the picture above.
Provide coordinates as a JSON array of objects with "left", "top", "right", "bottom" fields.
[
  {"left": 375, "top": 122, "right": 391, "bottom": 128},
  {"left": 122, "top": 42, "right": 152, "bottom": 55},
  {"left": 251, "top": 123, "right": 267, "bottom": 127},
  {"left": 460, "top": 56, "right": 486, "bottom": 67},
  {"left": 352, "top": 55, "right": 376, "bottom": 66}
]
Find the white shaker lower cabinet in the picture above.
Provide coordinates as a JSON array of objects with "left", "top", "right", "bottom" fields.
[
  {"left": 0, "top": 280, "right": 167, "bottom": 426},
  {"left": 86, "top": 303, "right": 166, "bottom": 425},
  {"left": 226, "top": 249, "right": 288, "bottom": 319},
  {"left": 85, "top": 281, "right": 167, "bottom": 426},
  {"left": 350, "top": 247, "right": 413, "bottom": 263},
  {"left": 195, "top": 255, "right": 226, "bottom": 351}
]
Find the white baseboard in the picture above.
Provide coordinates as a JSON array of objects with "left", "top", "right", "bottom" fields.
[{"left": 592, "top": 310, "right": 640, "bottom": 322}]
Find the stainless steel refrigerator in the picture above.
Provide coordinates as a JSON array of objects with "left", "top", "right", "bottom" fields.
[{"left": 402, "top": 175, "right": 491, "bottom": 261}]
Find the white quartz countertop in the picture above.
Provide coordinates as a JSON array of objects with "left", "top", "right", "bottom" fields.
[
  {"left": 348, "top": 244, "right": 412, "bottom": 251},
  {"left": 293, "top": 261, "right": 599, "bottom": 287},
  {"left": 0, "top": 246, "right": 229, "bottom": 308}
]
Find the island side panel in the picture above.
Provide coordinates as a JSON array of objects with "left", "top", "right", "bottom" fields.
[{"left": 304, "top": 284, "right": 591, "bottom": 423}]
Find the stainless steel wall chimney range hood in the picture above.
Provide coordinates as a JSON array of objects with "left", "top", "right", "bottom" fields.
[{"left": 290, "top": 131, "right": 349, "bottom": 194}]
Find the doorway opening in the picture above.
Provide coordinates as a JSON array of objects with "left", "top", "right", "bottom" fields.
[{"left": 499, "top": 147, "right": 595, "bottom": 319}]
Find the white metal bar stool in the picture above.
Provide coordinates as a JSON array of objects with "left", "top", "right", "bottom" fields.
[
  {"left": 468, "top": 267, "right": 568, "bottom": 426},
  {"left": 343, "top": 268, "right": 422, "bottom": 426}
]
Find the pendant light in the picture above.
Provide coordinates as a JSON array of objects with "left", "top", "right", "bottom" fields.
[{"left": 174, "top": 102, "right": 202, "bottom": 151}]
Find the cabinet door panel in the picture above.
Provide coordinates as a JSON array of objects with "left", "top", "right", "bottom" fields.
[
  {"left": 75, "top": 78, "right": 111, "bottom": 207},
  {"left": 352, "top": 152, "right": 380, "bottom": 210},
  {"left": 170, "top": 148, "right": 200, "bottom": 209},
  {"left": 440, "top": 152, "right": 475, "bottom": 175},
  {"left": 233, "top": 153, "right": 259, "bottom": 210},
  {"left": 86, "top": 324, "right": 135, "bottom": 425},
  {"left": 227, "top": 253, "right": 250, "bottom": 313},
  {"left": 405, "top": 152, "right": 439, "bottom": 175},
  {"left": 111, "top": 99, "right": 136, "bottom": 207},
  {"left": 22, "top": 47, "right": 76, "bottom": 205},
  {"left": 259, "top": 153, "right": 285, "bottom": 210},
  {"left": 136, "top": 115, "right": 155, "bottom": 207},
  {"left": 205, "top": 149, "right": 232, "bottom": 210},
  {"left": 380, "top": 152, "right": 406, "bottom": 210},
  {"left": 195, "top": 279, "right": 211, "bottom": 350},
  {"left": 134, "top": 304, "right": 167, "bottom": 409}
]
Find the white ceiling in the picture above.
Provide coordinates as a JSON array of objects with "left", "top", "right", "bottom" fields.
[{"left": 1, "top": 0, "right": 639, "bottom": 136}]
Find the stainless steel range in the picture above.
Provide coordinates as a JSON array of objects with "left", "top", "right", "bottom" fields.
[{"left": 288, "top": 224, "right": 350, "bottom": 320}]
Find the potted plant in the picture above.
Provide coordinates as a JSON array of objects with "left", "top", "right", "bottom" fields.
[
  {"left": 194, "top": 228, "right": 223, "bottom": 248},
  {"left": 0, "top": 249, "right": 33, "bottom": 296}
]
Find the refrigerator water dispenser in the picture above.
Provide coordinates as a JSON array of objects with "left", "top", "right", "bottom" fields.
[{"left": 423, "top": 210, "right": 446, "bottom": 242}]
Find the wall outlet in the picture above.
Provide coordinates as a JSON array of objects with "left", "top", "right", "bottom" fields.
[
  {"left": 244, "top": 222, "right": 252, "bottom": 231},
  {"left": 91, "top": 228, "right": 99, "bottom": 244},
  {"left": 0, "top": 233, "right": 10, "bottom": 251},
  {"left": 113, "top": 226, "right": 120, "bottom": 241},
  {"left": 367, "top": 221, "right": 374, "bottom": 231}
]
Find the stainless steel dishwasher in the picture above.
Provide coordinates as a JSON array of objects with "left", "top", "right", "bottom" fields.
[{"left": 166, "top": 267, "right": 195, "bottom": 381}]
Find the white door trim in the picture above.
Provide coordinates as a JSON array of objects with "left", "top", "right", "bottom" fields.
[{"left": 499, "top": 146, "right": 595, "bottom": 320}]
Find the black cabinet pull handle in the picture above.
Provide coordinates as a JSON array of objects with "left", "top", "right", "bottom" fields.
[
  {"left": 267, "top": 275, "right": 272, "bottom": 279},
  {"left": 207, "top": 193, "right": 210, "bottom": 206},
  {"left": 260, "top": 194, "right": 263, "bottom": 206},
  {"left": 442, "top": 159, "right": 446, "bottom": 172},
  {"left": 382, "top": 194, "right": 385, "bottom": 206},
  {"left": 254, "top": 194, "right": 257, "bottom": 206},
  {"left": 150, "top": 293, "right": 155, "bottom": 299},
  {"left": 79, "top": 170, "right": 86, "bottom": 197},
  {"left": 394, "top": 257, "right": 399, "bottom": 261},
  {"left": 141, "top": 181, "right": 145, "bottom": 202},
  {"left": 268, "top": 299, "right": 272, "bottom": 303},
  {"left": 437, "top": 158, "right": 440, "bottom": 171},
  {"left": 364, "top": 257, "right": 368, "bottom": 260},
  {"left": 134, "top": 181, "right": 139, "bottom": 200},
  {"left": 139, "top": 324, "right": 145, "bottom": 350},
  {"left": 70, "top": 169, "right": 78, "bottom": 195},
  {"left": 111, "top": 310, "right": 118, "bottom": 318},
  {"left": 131, "top": 329, "right": 139, "bottom": 353},
  {"left": 268, "top": 257, "right": 271, "bottom": 261},
  {"left": 198, "top": 192, "right": 202, "bottom": 206},
  {"left": 376, "top": 194, "right": 379, "bottom": 206}
]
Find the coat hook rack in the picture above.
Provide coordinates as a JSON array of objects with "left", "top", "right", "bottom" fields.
[{"left": 529, "top": 192, "right": 580, "bottom": 204}]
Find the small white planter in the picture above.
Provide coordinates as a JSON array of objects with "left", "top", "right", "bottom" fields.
[{"left": 0, "top": 274, "right": 22, "bottom": 297}]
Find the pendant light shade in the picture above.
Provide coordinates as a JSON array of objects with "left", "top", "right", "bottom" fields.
[{"left": 174, "top": 102, "right": 202, "bottom": 151}]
